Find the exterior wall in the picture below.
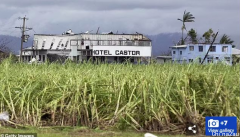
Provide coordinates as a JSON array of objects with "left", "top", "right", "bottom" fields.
[
  {"left": 171, "top": 44, "right": 232, "bottom": 64},
  {"left": 33, "top": 35, "right": 81, "bottom": 50}
]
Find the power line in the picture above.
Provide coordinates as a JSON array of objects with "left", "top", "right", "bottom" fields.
[{"left": 15, "top": 16, "right": 32, "bottom": 62}]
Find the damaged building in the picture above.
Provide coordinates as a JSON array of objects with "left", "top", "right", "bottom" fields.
[{"left": 21, "top": 30, "right": 152, "bottom": 63}]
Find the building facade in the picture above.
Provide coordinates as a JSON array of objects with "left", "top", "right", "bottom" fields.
[
  {"left": 22, "top": 32, "right": 152, "bottom": 63},
  {"left": 171, "top": 44, "right": 232, "bottom": 64}
]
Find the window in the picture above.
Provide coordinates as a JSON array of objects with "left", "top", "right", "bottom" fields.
[
  {"left": 216, "top": 57, "right": 219, "bottom": 60},
  {"left": 97, "top": 38, "right": 101, "bottom": 45},
  {"left": 199, "top": 46, "right": 203, "bottom": 52},
  {"left": 57, "top": 39, "right": 63, "bottom": 49},
  {"left": 50, "top": 42, "right": 54, "bottom": 49},
  {"left": 86, "top": 46, "right": 89, "bottom": 49},
  {"left": 119, "top": 38, "right": 123, "bottom": 46},
  {"left": 173, "top": 51, "right": 176, "bottom": 54},
  {"left": 50, "top": 39, "right": 55, "bottom": 49},
  {"left": 222, "top": 46, "right": 228, "bottom": 52},
  {"left": 224, "top": 57, "right": 230, "bottom": 63},
  {"left": 207, "top": 57, "right": 213, "bottom": 63},
  {"left": 33, "top": 40, "right": 38, "bottom": 49},
  {"left": 209, "top": 46, "right": 216, "bottom": 52},
  {"left": 65, "top": 40, "right": 69, "bottom": 48},
  {"left": 81, "top": 39, "right": 84, "bottom": 45},
  {"left": 42, "top": 41, "right": 46, "bottom": 49},
  {"left": 108, "top": 38, "right": 112, "bottom": 45},
  {"left": 189, "top": 46, "right": 194, "bottom": 51},
  {"left": 189, "top": 59, "right": 193, "bottom": 62},
  {"left": 180, "top": 51, "right": 182, "bottom": 55}
]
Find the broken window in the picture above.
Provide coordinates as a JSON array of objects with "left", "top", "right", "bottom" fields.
[
  {"left": 50, "top": 39, "right": 55, "bottom": 50},
  {"left": 50, "top": 42, "right": 54, "bottom": 49},
  {"left": 65, "top": 40, "right": 69, "bottom": 48},
  {"left": 81, "top": 39, "right": 84, "bottom": 45},
  {"left": 57, "top": 39, "right": 63, "bottom": 49},
  {"left": 33, "top": 40, "right": 38, "bottom": 49},
  {"left": 42, "top": 40, "right": 46, "bottom": 49}
]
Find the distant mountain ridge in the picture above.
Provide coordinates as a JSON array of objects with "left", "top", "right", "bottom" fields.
[
  {"left": 146, "top": 33, "right": 182, "bottom": 56},
  {"left": 0, "top": 35, "right": 33, "bottom": 54}
]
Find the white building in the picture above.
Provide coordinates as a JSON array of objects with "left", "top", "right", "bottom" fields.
[
  {"left": 170, "top": 44, "right": 232, "bottom": 64},
  {"left": 155, "top": 56, "right": 172, "bottom": 64},
  {"left": 22, "top": 31, "right": 152, "bottom": 63}
]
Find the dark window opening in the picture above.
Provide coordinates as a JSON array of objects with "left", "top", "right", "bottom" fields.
[
  {"left": 65, "top": 41, "right": 69, "bottom": 47},
  {"left": 199, "top": 46, "right": 203, "bottom": 52},
  {"left": 210, "top": 46, "right": 216, "bottom": 52},
  {"left": 50, "top": 42, "right": 54, "bottom": 49},
  {"left": 39, "top": 55, "right": 41, "bottom": 61},
  {"left": 42, "top": 41, "right": 46, "bottom": 49},
  {"left": 180, "top": 51, "right": 182, "bottom": 55},
  {"left": 86, "top": 46, "right": 89, "bottom": 49},
  {"left": 81, "top": 39, "right": 84, "bottom": 45}
]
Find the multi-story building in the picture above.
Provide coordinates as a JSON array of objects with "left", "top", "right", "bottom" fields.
[
  {"left": 170, "top": 44, "right": 232, "bottom": 64},
  {"left": 22, "top": 30, "right": 152, "bottom": 63}
]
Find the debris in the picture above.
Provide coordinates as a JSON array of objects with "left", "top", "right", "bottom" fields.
[
  {"left": 144, "top": 133, "right": 158, "bottom": 137},
  {"left": 0, "top": 111, "right": 9, "bottom": 121}
]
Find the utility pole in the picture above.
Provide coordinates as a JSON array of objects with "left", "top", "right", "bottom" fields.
[
  {"left": 201, "top": 31, "right": 218, "bottom": 64},
  {"left": 15, "top": 16, "right": 32, "bottom": 62}
]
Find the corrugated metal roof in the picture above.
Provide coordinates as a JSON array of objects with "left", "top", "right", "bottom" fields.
[
  {"left": 170, "top": 45, "right": 187, "bottom": 48},
  {"left": 232, "top": 48, "right": 240, "bottom": 55}
]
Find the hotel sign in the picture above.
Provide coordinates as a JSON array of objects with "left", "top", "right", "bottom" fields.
[{"left": 93, "top": 46, "right": 151, "bottom": 57}]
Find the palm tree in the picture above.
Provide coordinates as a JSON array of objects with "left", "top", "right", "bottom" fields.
[
  {"left": 178, "top": 10, "right": 195, "bottom": 45},
  {"left": 220, "top": 34, "right": 235, "bottom": 48},
  {"left": 220, "top": 34, "right": 234, "bottom": 44},
  {"left": 188, "top": 28, "right": 197, "bottom": 44},
  {"left": 202, "top": 29, "right": 215, "bottom": 43}
]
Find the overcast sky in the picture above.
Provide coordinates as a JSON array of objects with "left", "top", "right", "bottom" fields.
[{"left": 0, "top": 0, "right": 239, "bottom": 46}]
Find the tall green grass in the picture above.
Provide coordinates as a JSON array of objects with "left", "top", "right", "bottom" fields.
[{"left": 0, "top": 58, "right": 239, "bottom": 134}]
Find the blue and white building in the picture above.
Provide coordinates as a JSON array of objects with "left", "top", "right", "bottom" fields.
[{"left": 170, "top": 44, "right": 232, "bottom": 64}]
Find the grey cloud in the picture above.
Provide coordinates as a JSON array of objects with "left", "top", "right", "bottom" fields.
[{"left": 0, "top": 0, "right": 239, "bottom": 47}]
